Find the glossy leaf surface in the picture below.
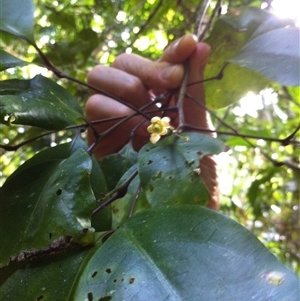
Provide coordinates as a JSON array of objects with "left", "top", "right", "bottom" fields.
[
  {"left": 204, "top": 7, "right": 295, "bottom": 109},
  {"left": 138, "top": 133, "right": 224, "bottom": 207},
  {"left": 0, "top": 75, "right": 84, "bottom": 129},
  {"left": 1, "top": 207, "right": 298, "bottom": 300},
  {"left": 0, "top": 50, "right": 29, "bottom": 71},
  {"left": 0, "top": 248, "right": 92, "bottom": 301},
  {"left": 0, "top": 0, "right": 35, "bottom": 43},
  {"left": 0, "top": 146, "right": 96, "bottom": 267},
  {"left": 230, "top": 27, "right": 300, "bottom": 86},
  {"left": 73, "top": 206, "right": 299, "bottom": 301}
]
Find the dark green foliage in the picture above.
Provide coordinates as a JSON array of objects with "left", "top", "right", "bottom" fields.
[
  {"left": 0, "top": 75, "right": 84, "bottom": 129},
  {"left": 0, "top": 0, "right": 299, "bottom": 299},
  {"left": 1, "top": 207, "right": 298, "bottom": 301}
]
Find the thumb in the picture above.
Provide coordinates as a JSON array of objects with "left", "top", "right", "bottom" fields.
[{"left": 187, "top": 42, "right": 211, "bottom": 87}]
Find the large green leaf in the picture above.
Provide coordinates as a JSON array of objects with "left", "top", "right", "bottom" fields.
[
  {"left": 230, "top": 27, "right": 300, "bottom": 86},
  {"left": 73, "top": 206, "right": 299, "bottom": 301},
  {"left": 0, "top": 75, "right": 84, "bottom": 130},
  {"left": 0, "top": 0, "right": 35, "bottom": 43},
  {"left": 0, "top": 147, "right": 96, "bottom": 267},
  {"left": 204, "top": 7, "right": 294, "bottom": 109},
  {"left": 2, "top": 206, "right": 297, "bottom": 300},
  {"left": 138, "top": 133, "right": 224, "bottom": 207},
  {"left": 0, "top": 49, "right": 29, "bottom": 71}
]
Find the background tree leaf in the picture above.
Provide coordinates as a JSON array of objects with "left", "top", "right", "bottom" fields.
[
  {"left": 0, "top": 0, "right": 35, "bottom": 43},
  {"left": 230, "top": 27, "right": 300, "bottom": 86},
  {"left": 0, "top": 147, "right": 96, "bottom": 267},
  {"left": 0, "top": 75, "right": 84, "bottom": 130},
  {"left": 204, "top": 6, "right": 295, "bottom": 109},
  {"left": 138, "top": 133, "right": 224, "bottom": 207},
  {"left": 73, "top": 206, "right": 299, "bottom": 301},
  {"left": 0, "top": 49, "right": 29, "bottom": 71}
]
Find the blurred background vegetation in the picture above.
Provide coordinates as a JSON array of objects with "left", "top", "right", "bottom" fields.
[{"left": 1, "top": 0, "right": 299, "bottom": 274}]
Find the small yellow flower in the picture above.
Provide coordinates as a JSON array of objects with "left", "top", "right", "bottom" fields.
[{"left": 147, "top": 116, "right": 173, "bottom": 144}]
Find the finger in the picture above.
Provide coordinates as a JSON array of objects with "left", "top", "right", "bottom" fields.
[
  {"left": 157, "top": 34, "right": 198, "bottom": 64},
  {"left": 87, "top": 65, "right": 151, "bottom": 107},
  {"left": 111, "top": 34, "right": 199, "bottom": 90},
  {"left": 187, "top": 42, "right": 211, "bottom": 86},
  {"left": 112, "top": 53, "right": 184, "bottom": 90},
  {"left": 183, "top": 43, "right": 211, "bottom": 129},
  {"left": 86, "top": 94, "right": 149, "bottom": 158}
]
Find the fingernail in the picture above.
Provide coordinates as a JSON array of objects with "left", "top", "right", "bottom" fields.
[
  {"left": 192, "top": 34, "right": 198, "bottom": 42},
  {"left": 171, "top": 37, "right": 182, "bottom": 51}
]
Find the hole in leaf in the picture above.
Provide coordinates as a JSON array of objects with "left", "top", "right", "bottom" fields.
[
  {"left": 92, "top": 271, "right": 98, "bottom": 278},
  {"left": 129, "top": 277, "right": 135, "bottom": 284},
  {"left": 56, "top": 188, "right": 62, "bottom": 196},
  {"left": 147, "top": 160, "right": 153, "bottom": 165},
  {"left": 49, "top": 233, "right": 52, "bottom": 239},
  {"left": 106, "top": 268, "right": 111, "bottom": 273},
  {"left": 36, "top": 296, "right": 44, "bottom": 301},
  {"left": 121, "top": 278, "right": 124, "bottom": 282},
  {"left": 82, "top": 228, "right": 89, "bottom": 234},
  {"left": 113, "top": 279, "right": 117, "bottom": 283},
  {"left": 87, "top": 292, "right": 93, "bottom": 301}
]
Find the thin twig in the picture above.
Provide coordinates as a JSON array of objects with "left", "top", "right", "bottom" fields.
[
  {"left": 194, "top": 0, "right": 212, "bottom": 40},
  {"left": 176, "top": 0, "right": 214, "bottom": 132},
  {"left": 196, "top": 0, "right": 222, "bottom": 41},
  {"left": 184, "top": 92, "right": 300, "bottom": 168},
  {"left": 29, "top": 42, "right": 150, "bottom": 120},
  {"left": 92, "top": 169, "right": 138, "bottom": 216}
]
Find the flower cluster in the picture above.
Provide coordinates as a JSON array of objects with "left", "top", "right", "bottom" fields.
[{"left": 147, "top": 116, "right": 173, "bottom": 144}]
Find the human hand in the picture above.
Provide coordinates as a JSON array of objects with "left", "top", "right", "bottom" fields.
[{"left": 86, "top": 34, "right": 219, "bottom": 209}]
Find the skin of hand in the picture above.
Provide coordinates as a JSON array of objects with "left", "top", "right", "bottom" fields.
[{"left": 86, "top": 34, "right": 219, "bottom": 209}]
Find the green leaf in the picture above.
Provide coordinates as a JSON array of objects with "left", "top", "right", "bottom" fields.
[
  {"left": 0, "top": 0, "right": 35, "bottom": 43},
  {"left": 204, "top": 8, "right": 272, "bottom": 109},
  {"left": 138, "top": 133, "right": 224, "bottom": 207},
  {"left": 73, "top": 206, "right": 299, "bottom": 301},
  {"left": 0, "top": 49, "right": 29, "bottom": 71},
  {"left": 230, "top": 27, "right": 300, "bottom": 86},
  {"left": 247, "top": 168, "right": 277, "bottom": 219},
  {"left": 0, "top": 75, "right": 84, "bottom": 130},
  {"left": 0, "top": 248, "right": 93, "bottom": 301},
  {"left": 250, "top": 13, "right": 295, "bottom": 39},
  {"left": 204, "top": 7, "right": 295, "bottom": 109},
  {"left": 90, "top": 157, "right": 112, "bottom": 232},
  {"left": 3, "top": 138, "right": 111, "bottom": 236},
  {"left": 110, "top": 164, "right": 150, "bottom": 228},
  {"left": 2, "top": 207, "right": 298, "bottom": 300},
  {"left": 0, "top": 147, "right": 96, "bottom": 267},
  {"left": 99, "top": 143, "right": 138, "bottom": 191}
]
